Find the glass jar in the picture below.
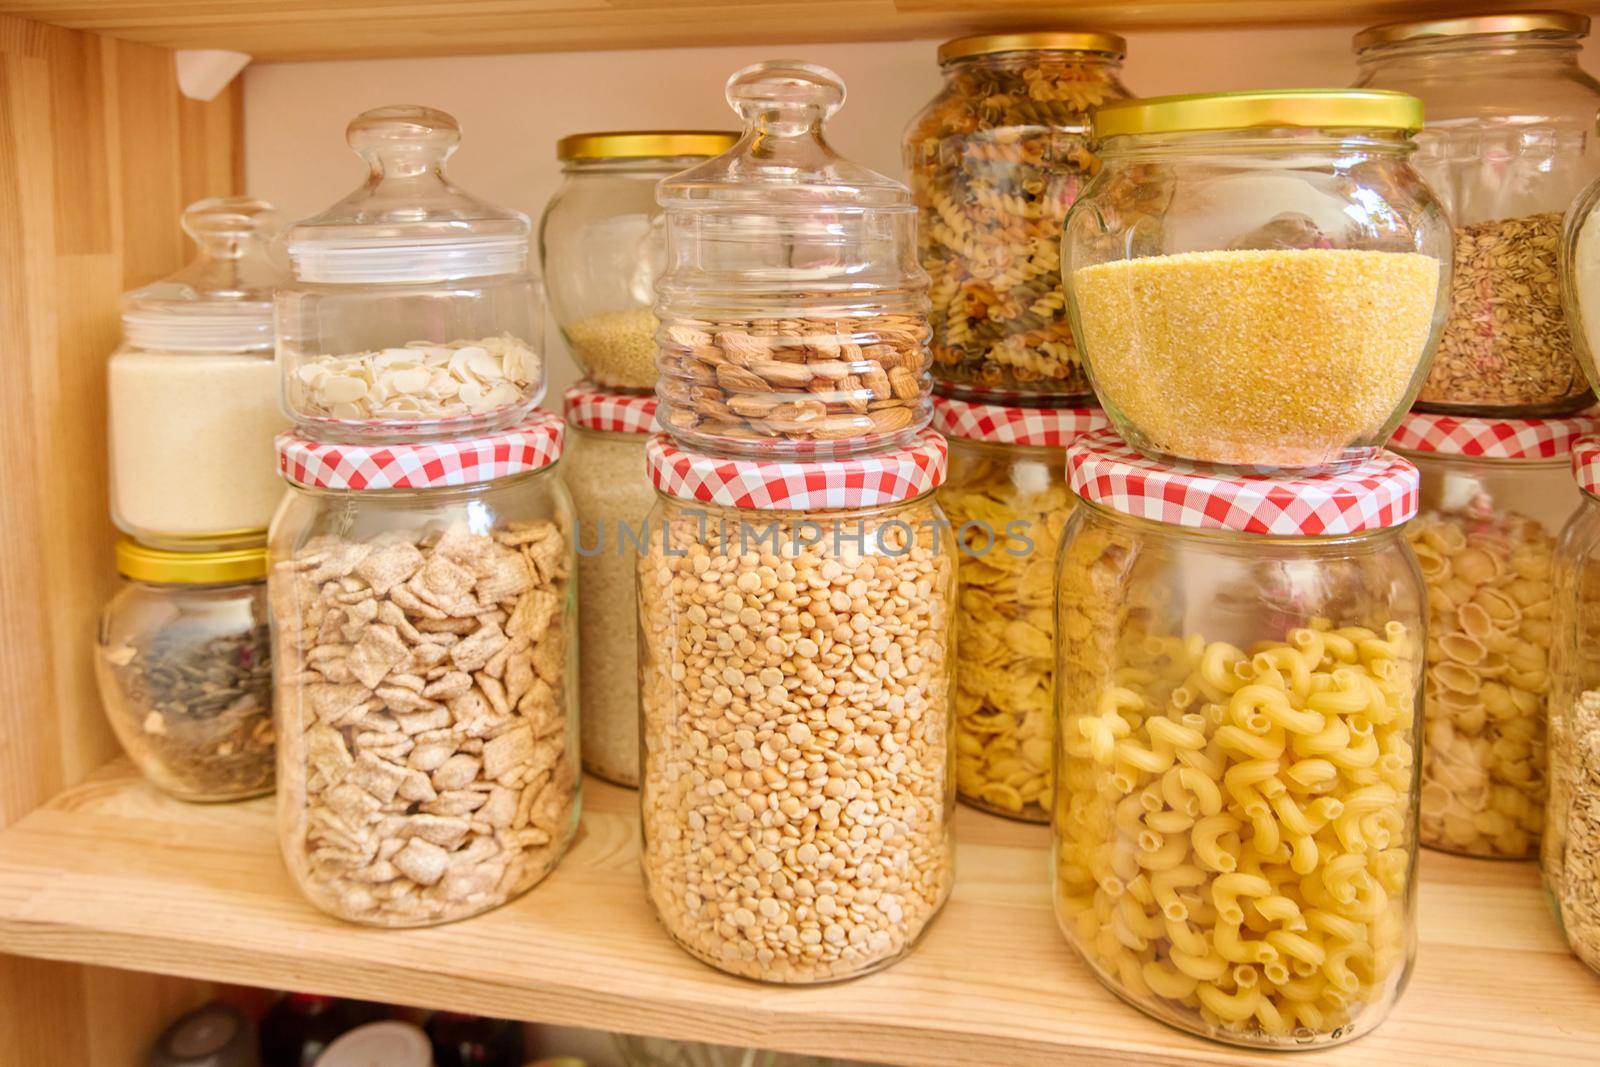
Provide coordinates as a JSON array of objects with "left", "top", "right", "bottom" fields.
[
  {"left": 655, "top": 62, "right": 932, "bottom": 457},
  {"left": 1053, "top": 432, "right": 1424, "bottom": 1049},
  {"left": 1355, "top": 12, "right": 1600, "bottom": 415},
  {"left": 637, "top": 433, "right": 956, "bottom": 981},
  {"left": 110, "top": 198, "right": 288, "bottom": 549},
  {"left": 278, "top": 106, "right": 543, "bottom": 443},
  {"left": 1391, "top": 411, "right": 1595, "bottom": 859},
  {"left": 541, "top": 131, "right": 737, "bottom": 393},
  {"left": 95, "top": 539, "right": 274, "bottom": 802},
  {"left": 1063, "top": 90, "right": 1451, "bottom": 473},
  {"left": 935, "top": 397, "right": 1106, "bottom": 821},
  {"left": 269, "top": 413, "right": 578, "bottom": 927},
  {"left": 904, "top": 33, "right": 1132, "bottom": 403},
  {"left": 1546, "top": 436, "right": 1600, "bottom": 973},
  {"left": 563, "top": 383, "right": 660, "bottom": 787}
]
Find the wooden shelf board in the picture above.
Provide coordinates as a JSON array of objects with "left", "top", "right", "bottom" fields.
[
  {"left": 2, "top": 761, "right": 1598, "bottom": 1065},
  {"left": 4, "top": 1, "right": 1600, "bottom": 62}
]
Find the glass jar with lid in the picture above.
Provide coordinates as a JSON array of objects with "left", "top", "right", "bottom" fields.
[
  {"left": 1546, "top": 436, "right": 1600, "bottom": 973},
  {"left": 637, "top": 432, "right": 956, "bottom": 981},
  {"left": 1355, "top": 12, "right": 1600, "bottom": 416},
  {"left": 655, "top": 62, "right": 933, "bottom": 457},
  {"left": 110, "top": 198, "right": 288, "bottom": 549},
  {"left": 904, "top": 32, "right": 1132, "bottom": 403},
  {"left": 541, "top": 131, "right": 737, "bottom": 394},
  {"left": 562, "top": 383, "right": 660, "bottom": 787},
  {"left": 935, "top": 396, "right": 1105, "bottom": 821},
  {"left": 278, "top": 106, "right": 543, "bottom": 443},
  {"left": 95, "top": 539, "right": 274, "bottom": 802},
  {"left": 1053, "top": 431, "right": 1424, "bottom": 1048},
  {"left": 1390, "top": 410, "right": 1595, "bottom": 859},
  {"left": 1062, "top": 90, "right": 1451, "bottom": 473},
  {"left": 269, "top": 413, "right": 578, "bottom": 927}
]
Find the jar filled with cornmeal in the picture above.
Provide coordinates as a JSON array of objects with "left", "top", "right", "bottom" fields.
[
  {"left": 1063, "top": 89, "right": 1451, "bottom": 473},
  {"left": 109, "top": 197, "right": 288, "bottom": 549}
]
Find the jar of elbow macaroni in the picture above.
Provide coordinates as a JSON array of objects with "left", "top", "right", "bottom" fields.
[
  {"left": 1053, "top": 431, "right": 1424, "bottom": 1050},
  {"left": 935, "top": 396, "right": 1106, "bottom": 821},
  {"left": 1391, "top": 410, "right": 1595, "bottom": 860}
]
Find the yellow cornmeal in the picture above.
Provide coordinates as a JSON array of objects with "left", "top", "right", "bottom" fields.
[{"left": 1071, "top": 248, "right": 1440, "bottom": 468}]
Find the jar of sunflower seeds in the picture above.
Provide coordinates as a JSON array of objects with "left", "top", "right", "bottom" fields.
[
  {"left": 904, "top": 32, "right": 1132, "bottom": 402},
  {"left": 269, "top": 412, "right": 578, "bottom": 927},
  {"left": 935, "top": 397, "right": 1106, "bottom": 821}
]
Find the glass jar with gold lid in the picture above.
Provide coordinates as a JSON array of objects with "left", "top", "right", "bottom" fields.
[{"left": 540, "top": 131, "right": 737, "bottom": 393}]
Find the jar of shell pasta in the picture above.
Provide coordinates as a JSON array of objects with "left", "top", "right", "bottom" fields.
[
  {"left": 269, "top": 413, "right": 578, "bottom": 927},
  {"left": 1390, "top": 410, "right": 1595, "bottom": 859},
  {"left": 278, "top": 106, "right": 544, "bottom": 443},
  {"left": 935, "top": 396, "right": 1106, "bottom": 821},
  {"left": 1063, "top": 90, "right": 1450, "bottom": 473},
  {"left": 540, "top": 131, "right": 737, "bottom": 394},
  {"left": 904, "top": 32, "right": 1132, "bottom": 403},
  {"left": 562, "top": 383, "right": 660, "bottom": 787},
  {"left": 95, "top": 540, "right": 274, "bottom": 802},
  {"left": 1053, "top": 431, "right": 1424, "bottom": 1049},
  {"left": 1356, "top": 12, "right": 1600, "bottom": 415},
  {"left": 1546, "top": 436, "right": 1600, "bottom": 974},
  {"left": 637, "top": 432, "right": 956, "bottom": 981},
  {"left": 654, "top": 62, "right": 932, "bottom": 458}
]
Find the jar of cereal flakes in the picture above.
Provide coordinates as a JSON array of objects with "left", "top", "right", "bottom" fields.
[
  {"left": 1391, "top": 410, "right": 1595, "bottom": 859},
  {"left": 269, "top": 412, "right": 577, "bottom": 927},
  {"left": 637, "top": 432, "right": 955, "bottom": 981},
  {"left": 934, "top": 396, "right": 1106, "bottom": 821},
  {"left": 1054, "top": 431, "right": 1424, "bottom": 1048},
  {"left": 278, "top": 106, "right": 543, "bottom": 443}
]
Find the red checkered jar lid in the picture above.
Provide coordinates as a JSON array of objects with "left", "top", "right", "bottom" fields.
[
  {"left": 1389, "top": 410, "right": 1600, "bottom": 460},
  {"left": 1067, "top": 430, "right": 1419, "bottom": 536},
  {"left": 932, "top": 396, "right": 1109, "bottom": 447},
  {"left": 279, "top": 411, "right": 564, "bottom": 490},
  {"left": 646, "top": 431, "right": 946, "bottom": 510},
  {"left": 1573, "top": 436, "right": 1600, "bottom": 496},
  {"left": 563, "top": 382, "right": 660, "bottom": 434}
]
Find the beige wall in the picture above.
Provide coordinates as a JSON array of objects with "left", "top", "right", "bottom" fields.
[{"left": 243, "top": 26, "right": 1600, "bottom": 399}]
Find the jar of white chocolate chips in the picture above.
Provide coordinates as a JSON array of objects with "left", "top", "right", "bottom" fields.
[
  {"left": 277, "top": 106, "right": 544, "bottom": 443},
  {"left": 1390, "top": 410, "right": 1595, "bottom": 859},
  {"left": 269, "top": 412, "right": 578, "bottom": 927},
  {"left": 637, "top": 432, "right": 957, "bottom": 981}
]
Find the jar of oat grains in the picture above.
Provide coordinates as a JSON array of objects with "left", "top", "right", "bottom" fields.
[
  {"left": 934, "top": 396, "right": 1106, "bottom": 821},
  {"left": 1054, "top": 431, "right": 1424, "bottom": 1048},
  {"left": 269, "top": 412, "right": 578, "bottom": 927},
  {"left": 1390, "top": 409, "right": 1595, "bottom": 859},
  {"left": 637, "top": 431, "right": 956, "bottom": 981}
]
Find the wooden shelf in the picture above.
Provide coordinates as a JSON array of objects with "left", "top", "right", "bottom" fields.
[
  {"left": 0, "top": 760, "right": 1596, "bottom": 1064},
  {"left": 4, "top": 1, "right": 1600, "bottom": 62}
]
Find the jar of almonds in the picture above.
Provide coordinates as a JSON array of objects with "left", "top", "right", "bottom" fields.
[
  {"left": 637, "top": 432, "right": 956, "bottom": 981},
  {"left": 654, "top": 62, "right": 933, "bottom": 458},
  {"left": 278, "top": 106, "right": 544, "bottom": 443},
  {"left": 936, "top": 397, "right": 1106, "bottom": 822},
  {"left": 1391, "top": 410, "right": 1596, "bottom": 858},
  {"left": 269, "top": 412, "right": 578, "bottom": 927}
]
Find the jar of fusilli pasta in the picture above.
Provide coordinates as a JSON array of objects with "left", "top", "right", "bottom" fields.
[
  {"left": 935, "top": 396, "right": 1106, "bottom": 821},
  {"left": 1545, "top": 436, "right": 1600, "bottom": 974},
  {"left": 1053, "top": 431, "right": 1424, "bottom": 1049},
  {"left": 904, "top": 33, "right": 1132, "bottom": 403},
  {"left": 1390, "top": 410, "right": 1596, "bottom": 859}
]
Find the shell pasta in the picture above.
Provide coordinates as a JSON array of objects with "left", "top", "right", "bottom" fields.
[{"left": 1053, "top": 620, "right": 1418, "bottom": 1045}]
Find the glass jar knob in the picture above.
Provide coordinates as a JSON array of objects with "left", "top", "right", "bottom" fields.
[
  {"left": 180, "top": 197, "right": 278, "bottom": 261},
  {"left": 346, "top": 104, "right": 461, "bottom": 179},
  {"left": 725, "top": 60, "right": 845, "bottom": 138}
]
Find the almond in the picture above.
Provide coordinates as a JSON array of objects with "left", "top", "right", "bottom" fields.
[
  {"left": 888, "top": 365, "right": 921, "bottom": 401},
  {"left": 869, "top": 405, "right": 915, "bottom": 434},
  {"left": 716, "top": 364, "right": 769, "bottom": 393},
  {"left": 861, "top": 366, "right": 892, "bottom": 401},
  {"left": 751, "top": 360, "right": 814, "bottom": 389}
]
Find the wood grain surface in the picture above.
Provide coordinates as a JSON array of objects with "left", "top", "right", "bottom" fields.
[
  {"left": 1, "top": 0, "right": 1597, "bottom": 62},
  {"left": 1, "top": 761, "right": 1596, "bottom": 1066}
]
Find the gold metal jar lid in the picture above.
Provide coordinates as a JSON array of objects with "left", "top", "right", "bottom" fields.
[
  {"left": 115, "top": 538, "right": 268, "bottom": 585},
  {"left": 937, "top": 31, "right": 1127, "bottom": 63},
  {"left": 1354, "top": 10, "right": 1589, "bottom": 51},
  {"left": 556, "top": 130, "right": 738, "bottom": 161},
  {"left": 1092, "top": 89, "right": 1423, "bottom": 140}
]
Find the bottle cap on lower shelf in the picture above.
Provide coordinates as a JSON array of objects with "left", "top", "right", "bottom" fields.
[
  {"left": 147, "top": 1001, "right": 258, "bottom": 1067},
  {"left": 314, "top": 1021, "right": 432, "bottom": 1067}
]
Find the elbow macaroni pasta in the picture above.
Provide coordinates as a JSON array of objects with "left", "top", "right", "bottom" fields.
[{"left": 1054, "top": 615, "right": 1418, "bottom": 1045}]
